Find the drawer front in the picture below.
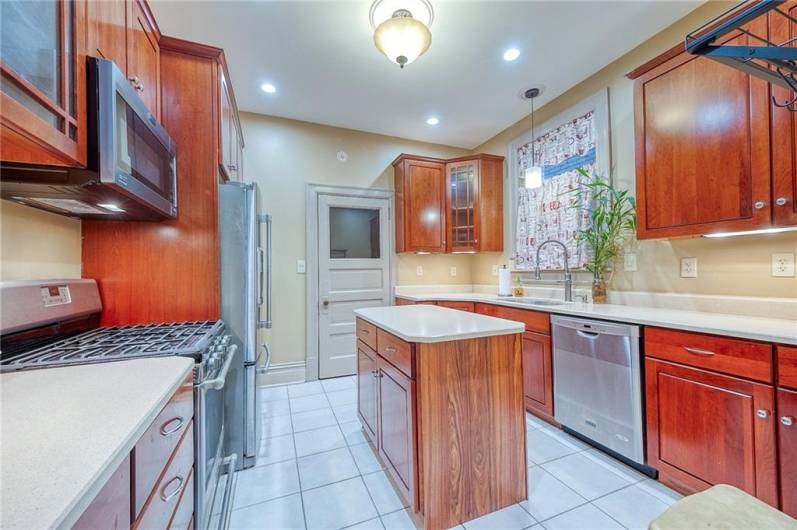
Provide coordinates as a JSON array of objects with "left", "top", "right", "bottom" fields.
[
  {"left": 474, "top": 303, "right": 550, "bottom": 334},
  {"left": 134, "top": 373, "right": 194, "bottom": 516},
  {"left": 167, "top": 468, "right": 194, "bottom": 530},
  {"left": 357, "top": 318, "right": 377, "bottom": 351},
  {"left": 74, "top": 454, "right": 131, "bottom": 530},
  {"left": 134, "top": 421, "right": 195, "bottom": 530},
  {"left": 436, "top": 301, "right": 475, "bottom": 312},
  {"left": 778, "top": 345, "right": 797, "bottom": 390},
  {"left": 377, "top": 328, "right": 414, "bottom": 378},
  {"left": 645, "top": 327, "right": 773, "bottom": 383},
  {"left": 395, "top": 297, "right": 414, "bottom": 306}
]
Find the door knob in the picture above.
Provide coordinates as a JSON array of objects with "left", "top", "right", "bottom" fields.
[{"left": 322, "top": 299, "right": 329, "bottom": 308}]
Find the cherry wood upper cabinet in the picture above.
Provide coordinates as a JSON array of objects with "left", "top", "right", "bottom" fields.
[
  {"left": 770, "top": 1, "right": 797, "bottom": 226},
  {"left": 393, "top": 153, "right": 504, "bottom": 253},
  {"left": 394, "top": 155, "right": 447, "bottom": 253},
  {"left": 0, "top": 0, "right": 88, "bottom": 167},
  {"left": 127, "top": 0, "right": 161, "bottom": 119},
  {"left": 778, "top": 387, "right": 797, "bottom": 518},
  {"left": 445, "top": 154, "right": 504, "bottom": 253},
  {"left": 630, "top": 16, "right": 774, "bottom": 238},
  {"left": 645, "top": 358, "right": 778, "bottom": 505},
  {"left": 85, "top": 0, "right": 128, "bottom": 71}
]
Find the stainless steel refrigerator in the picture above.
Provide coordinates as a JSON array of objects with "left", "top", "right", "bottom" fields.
[{"left": 219, "top": 182, "right": 271, "bottom": 470}]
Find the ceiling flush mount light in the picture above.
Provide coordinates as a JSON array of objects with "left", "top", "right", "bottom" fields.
[
  {"left": 370, "top": 0, "right": 434, "bottom": 68},
  {"left": 523, "top": 87, "right": 543, "bottom": 189},
  {"left": 426, "top": 116, "right": 439, "bottom": 125},
  {"left": 260, "top": 83, "right": 276, "bottom": 94},
  {"left": 503, "top": 48, "right": 520, "bottom": 61}
]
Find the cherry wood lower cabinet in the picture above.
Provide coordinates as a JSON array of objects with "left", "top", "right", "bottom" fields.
[
  {"left": 779, "top": 388, "right": 797, "bottom": 518},
  {"left": 356, "top": 318, "right": 526, "bottom": 530},
  {"left": 74, "top": 372, "right": 195, "bottom": 528},
  {"left": 435, "top": 301, "right": 475, "bottom": 312},
  {"left": 645, "top": 358, "right": 778, "bottom": 505}
]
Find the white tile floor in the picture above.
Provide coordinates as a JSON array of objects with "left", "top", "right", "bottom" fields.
[{"left": 229, "top": 377, "right": 683, "bottom": 530}]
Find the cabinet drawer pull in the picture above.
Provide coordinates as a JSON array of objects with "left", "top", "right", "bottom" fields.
[
  {"left": 160, "top": 476, "right": 184, "bottom": 502},
  {"left": 754, "top": 200, "right": 766, "bottom": 210},
  {"left": 782, "top": 416, "right": 794, "bottom": 427},
  {"left": 776, "top": 197, "right": 789, "bottom": 206},
  {"left": 384, "top": 347, "right": 398, "bottom": 353},
  {"left": 756, "top": 409, "right": 770, "bottom": 419},
  {"left": 683, "top": 346, "right": 715, "bottom": 356},
  {"left": 160, "top": 417, "right": 185, "bottom": 436},
  {"left": 360, "top": 329, "right": 370, "bottom": 335}
]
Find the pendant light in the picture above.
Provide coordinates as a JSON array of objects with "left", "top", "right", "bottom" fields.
[
  {"left": 370, "top": 0, "right": 434, "bottom": 68},
  {"left": 523, "top": 87, "right": 543, "bottom": 189}
]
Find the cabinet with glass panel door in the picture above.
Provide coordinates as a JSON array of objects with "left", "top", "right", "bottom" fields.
[
  {"left": 445, "top": 154, "right": 504, "bottom": 253},
  {"left": 0, "top": 0, "right": 87, "bottom": 166}
]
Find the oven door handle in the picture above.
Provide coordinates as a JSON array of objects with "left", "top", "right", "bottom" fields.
[{"left": 196, "top": 345, "right": 237, "bottom": 391}]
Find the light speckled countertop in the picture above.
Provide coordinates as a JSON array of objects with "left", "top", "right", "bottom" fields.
[
  {"left": 395, "top": 292, "right": 797, "bottom": 345},
  {"left": 0, "top": 356, "right": 194, "bottom": 530},
  {"left": 355, "top": 304, "right": 524, "bottom": 343}
]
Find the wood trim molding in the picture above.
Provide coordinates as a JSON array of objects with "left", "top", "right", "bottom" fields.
[
  {"left": 447, "top": 153, "right": 505, "bottom": 163},
  {"left": 390, "top": 153, "right": 446, "bottom": 166},
  {"left": 158, "top": 35, "right": 224, "bottom": 60},
  {"left": 136, "top": 0, "right": 161, "bottom": 40},
  {"left": 626, "top": 41, "right": 685, "bottom": 80}
]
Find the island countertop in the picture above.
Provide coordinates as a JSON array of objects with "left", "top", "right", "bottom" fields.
[
  {"left": 0, "top": 356, "right": 194, "bottom": 530},
  {"left": 354, "top": 304, "right": 525, "bottom": 343}
]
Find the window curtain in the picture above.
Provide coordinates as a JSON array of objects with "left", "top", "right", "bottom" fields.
[{"left": 514, "top": 110, "right": 596, "bottom": 270}]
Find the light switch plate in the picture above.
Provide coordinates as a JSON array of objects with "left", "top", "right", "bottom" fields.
[
  {"left": 416, "top": 265, "right": 424, "bottom": 276},
  {"left": 623, "top": 253, "right": 637, "bottom": 272},
  {"left": 297, "top": 260, "right": 306, "bottom": 274},
  {"left": 680, "top": 257, "right": 697, "bottom": 278},
  {"left": 772, "top": 253, "right": 795, "bottom": 277},
  {"left": 450, "top": 267, "right": 457, "bottom": 277},
  {"left": 491, "top": 265, "right": 499, "bottom": 276}
]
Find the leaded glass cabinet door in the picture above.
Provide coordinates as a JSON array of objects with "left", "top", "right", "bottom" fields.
[
  {"left": 446, "top": 160, "right": 480, "bottom": 252},
  {"left": 0, "top": 0, "right": 87, "bottom": 166}
]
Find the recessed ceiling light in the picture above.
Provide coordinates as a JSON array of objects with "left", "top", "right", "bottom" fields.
[
  {"left": 503, "top": 48, "right": 521, "bottom": 61},
  {"left": 426, "top": 116, "right": 439, "bottom": 125},
  {"left": 260, "top": 83, "right": 276, "bottom": 94}
]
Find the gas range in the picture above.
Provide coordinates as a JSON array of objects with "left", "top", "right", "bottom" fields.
[{"left": 0, "top": 320, "right": 224, "bottom": 372}]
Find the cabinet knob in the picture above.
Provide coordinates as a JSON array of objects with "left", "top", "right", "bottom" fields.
[
  {"left": 128, "top": 75, "right": 140, "bottom": 84},
  {"left": 756, "top": 409, "right": 770, "bottom": 419},
  {"left": 782, "top": 416, "right": 794, "bottom": 427},
  {"left": 776, "top": 197, "right": 789, "bottom": 206},
  {"left": 754, "top": 201, "right": 766, "bottom": 210},
  {"left": 136, "top": 83, "right": 144, "bottom": 92}
]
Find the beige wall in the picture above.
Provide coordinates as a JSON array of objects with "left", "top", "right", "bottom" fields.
[
  {"left": 241, "top": 112, "right": 468, "bottom": 365},
  {"left": 0, "top": 200, "right": 82, "bottom": 281},
  {"left": 470, "top": 1, "right": 797, "bottom": 298}
]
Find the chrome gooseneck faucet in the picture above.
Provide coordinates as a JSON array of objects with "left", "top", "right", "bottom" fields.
[{"left": 534, "top": 239, "right": 573, "bottom": 303}]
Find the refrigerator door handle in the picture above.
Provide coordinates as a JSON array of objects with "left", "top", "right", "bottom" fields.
[{"left": 257, "top": 214, "right": 272, "bottom": 329}]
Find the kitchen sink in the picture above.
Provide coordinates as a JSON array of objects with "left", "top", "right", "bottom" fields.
[{"left": 510, "top": 298, "right": 566, "bottom": 307}]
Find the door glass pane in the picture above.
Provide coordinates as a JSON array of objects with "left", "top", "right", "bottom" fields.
[
  {"left": 329, "top": 207, "right": 380, "bottom": 259},
  {"left": 450, "top": 164, "right": 475, "bottom": 246},
  {"left": 1, "top": 0, "right": 61, "bottom": 103}
]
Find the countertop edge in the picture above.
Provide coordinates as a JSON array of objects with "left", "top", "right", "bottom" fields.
[
  {"left": 55, "top": 358, "right": 194, "bottom": 530},
  {"left": 355, "top": 311, "right": 524, "bottom": 343},
  {"left": 394, "top": 294, "right": 797, "bottom": 345}
]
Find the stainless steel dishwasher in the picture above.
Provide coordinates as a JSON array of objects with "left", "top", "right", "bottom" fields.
[{"left": 552, "top": 315, "right": 648, "bottom": 471}]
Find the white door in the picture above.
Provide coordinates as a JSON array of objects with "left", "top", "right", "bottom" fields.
[{"left": 318, "top": 194, "right": 390, "bottom": 379}]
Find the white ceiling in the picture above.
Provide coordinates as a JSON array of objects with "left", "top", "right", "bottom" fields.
[{"left": 151, "top": 1, "right": 701, "bottom": 149}]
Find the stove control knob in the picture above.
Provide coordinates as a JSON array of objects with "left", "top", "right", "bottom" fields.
[{"left": 221, "top": 336, "right": 231, "bottom": 346}]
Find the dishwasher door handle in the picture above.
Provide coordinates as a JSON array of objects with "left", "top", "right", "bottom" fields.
[{"left": 577, "top": 330, "right": 600, "bottom": 339}]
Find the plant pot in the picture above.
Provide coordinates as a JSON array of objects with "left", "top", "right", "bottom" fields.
[{"left": 592, "top": 276, "right": 608, "bottom": 304}]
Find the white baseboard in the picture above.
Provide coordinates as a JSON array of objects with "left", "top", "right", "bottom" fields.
[{"left": 257, "top": 360, "right": 306, "bottom": 387}]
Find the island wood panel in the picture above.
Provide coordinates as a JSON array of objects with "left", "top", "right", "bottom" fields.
[
  {"left": 522, "top": 331, "right": 554, "bottom": 420},
  {"left": 82, "top": 41, "right": 221, "bottom": 325},
  {"left": 357, "top": 339, "right": 379, "bottom": 444},
  {"left": 417, "top": 334, "right": 526, "bottom": 529},
  {"left": 633, "top": 18, "right": 772, "bottom": 239},
  {"left": 779, "top": 388, "right": 797, "bottom": 518},
  {"left": 644, "top": 327, "right": 773, "bottom": 383},
  {"left": 645, "top": 358, "right": 777, "bottom": 505},
  {"left": 73, "top": 454, "right": 131, "bottom": 530},
  {"left": 778, "top": 345, "right": 797, "bottom": 390},
  {"left": 770, "top": 1, "right": 797, "bottom": 226}
]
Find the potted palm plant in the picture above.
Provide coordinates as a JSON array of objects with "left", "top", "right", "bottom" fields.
[{"left": 568, "top": 168, "right": 637, "bottom": 303}]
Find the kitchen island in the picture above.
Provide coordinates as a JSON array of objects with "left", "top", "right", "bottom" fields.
[{"left": 354, "top": 305, "right": 526, "bottom": 530}]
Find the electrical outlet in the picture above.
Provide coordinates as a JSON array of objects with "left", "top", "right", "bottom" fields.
[
  {"left": 450, "top": 267, "right": 457, "bottom": 277},
  {"left": 416, "top": 265, "right": 424, "bottom": 277},
  {"left": 623, "top": 253, "right": 638, "bottom": 272},
  {"left": 680, "top": 257, "right": 698, "bottom": 278},
  {"left": 772, "top": 253, "right": 795, "bottom": 277},
  {"left": 297, "top": 260, "right": 306, "bottom": 274},
  {"left": 491, "top": 265, "right": 499, "bottom": 276}
]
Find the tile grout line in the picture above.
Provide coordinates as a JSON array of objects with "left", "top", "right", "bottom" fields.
[{"left": 287, "top": 390, "right": 311, "bottom": 530}]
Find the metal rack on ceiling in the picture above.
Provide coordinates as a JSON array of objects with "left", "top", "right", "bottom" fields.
[{"left": 686, "top": 0, "right": 797, "bottom": 111}]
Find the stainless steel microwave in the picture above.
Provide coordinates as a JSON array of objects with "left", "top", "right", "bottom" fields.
[{"left": 0, "top": 58, "right": 177, "bottom": 220}]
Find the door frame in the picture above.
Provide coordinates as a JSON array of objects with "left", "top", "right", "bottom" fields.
[{"left": 306, "top": 184, "right": 395, "bottom": 382}]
